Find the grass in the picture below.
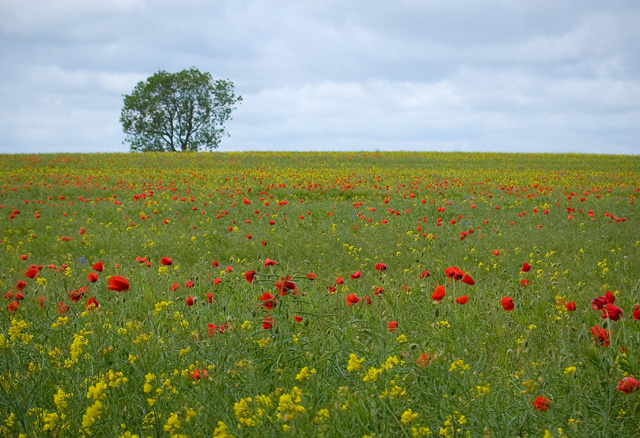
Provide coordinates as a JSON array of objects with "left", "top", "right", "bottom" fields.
[{"left": 0, "top": 151, "right": 639, "bottom": 438}]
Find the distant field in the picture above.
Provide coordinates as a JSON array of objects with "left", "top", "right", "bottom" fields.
[{"left": 0, "top": 151, "right": 639, "bottom": 437}]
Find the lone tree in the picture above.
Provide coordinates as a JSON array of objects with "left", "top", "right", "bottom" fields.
[{"left": 120, "top": 68, "right": 242, "bottom": 152}]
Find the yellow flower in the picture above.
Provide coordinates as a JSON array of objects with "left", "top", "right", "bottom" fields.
[
  {"left": 401, "top": 409, "right": 418, "bottom": 424},
  {"left": 563, "top": 366, "right": 576, "bottom": 374},
  {"left": 295, "top": 367, "right": 316, "bottom": 381},
  {"left": 347, "top": 354, "right": 364, "bottom": 372}
]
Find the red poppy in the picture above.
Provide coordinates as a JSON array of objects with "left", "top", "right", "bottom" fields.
[
  {"left": 245, "top": 270, "right": 256, "bottom": 283},
  {"left": 185, "top": 296, "right": 194, "bottom": 307},
  {"left": 456, "top": 295, "right": 468, "bottom": 305},
  {"left": 136, "top": 256, "right": 147, "bottom": 263},
  {"left": 616, "top": 376, "right": 639, "bottom": 394},
  {"left": 68, "top": 286, "right": 88, "bottom": 303},
  {"left": 387, "top": 321, "right": 398, "bottom": 333},
  {"left": 605, "top": 291, "right": 615, "bottom": 304},
  {"left": 364, "top": 296, "right": 372, "bottom": 305},
  {"left": 501, "top": 297, "right": 514, "bottom": 311},
  {"left": 87, "top": 273, "right": 99, "bottom": 282},
  {"left": 8, "top": 301, "right": 19, "bottom": 313},
  {"left": 416, "top": 352, "right": 431, "bottom": 368},
  {"left": 565, "top": 301, "right": 576, "bottom": 311},
  {"left": 374, "top": 287, "right": 385, "bottom": 296},
  {"left": 346, "top": 294, "right": 360, "bottom": 306},
  {"left": 226, "top": 266, "right": 233, "bottom": 273},
  {"left": 58, "top": 301, "right": 70, "bottom": 315},
  {"left": 445, "top": 267, "right": 464, "bottom": 280},
  {"left": 160, "top": 257, "right": 173, "bottom": 265},
  {"left": 275, "top": 276, "right": 298, "bottom": 296},
  {"left": 262, "top": 316, "right": 274, "bottom": 330},
  {"left": 522, "top": 262, "right": 531, "bottom": 272},
  {"left": 531, "top": 396, "right": 551, "bottom": 411},
  {"left": 461, "top": 274, "right": 474, "bottom": 286},
  {"left": 170, "top": 283, "right": 181, "bottom": 292},
  {"left": 602, "top": 303, "right": 623, "bottom": 321},
  {"left": 419, "top": 270, "right": 431, "bottom": 279},
  {"left": 259, "top": 292, "right": 276, "bottom": 310},
  {"left": 590, "top": 325, "right": 611, "bottom": 347},
  {"left": 375, "top": 263, "right": 387, "bottom": 271},
  {"left": 493, "top": 250, "right": 500, "bottom": 256},
  {"left": 335, "top": 277, "right": 344, "bottom": 285},
  {"left": 431, "top": 285, "right": 446, "bottom": 301},
  {"left": 213, "top": 278, "right": 221, "bottom": 285},
  {"left": 37, "top": 296, "right": 46, "bottom": 309},
  {"left": 632, "top": 305, "right": 640, "bottom": 320},
  {"left": 207, "top": 323, "right": 217, "bottom": 337},
  {"left": 520, "top": 279, "right": 530, "bottom": 287},
  {"left": 92, "top": 262, "right": 103, "bottom": 272},
  {"left": 264, "top": 258, "right": 277, "bottom": 267},
  {"left": 20, "top": 254, "right": 28, "bottom": 260},
  {"left": 328, "top": 286, "right": 337, "bottom": 293},
  {"left": 293, "top": 315, "right": 303, "bottom": 323},
  {"left": 185, "top": 281, "right": 194, "bottom": 288},
  {"left": 24, "top": 268, "right": 39, "bottom": 279},
  {"left": 85, "top": 296, "right": 99, "bottom": 311},
  {"left": 211, "top": 260, "right": 219, "bottom": 268},
  {"left": 305, "top": 273, "right": 317, "bottom": 280},
  {"left": 206, "top": 293, "right": 215, "bottom": 303},
  {"left": 350, "top": 270, "right": 362, "bottom": 280},
  {"left": 190, "top": 368, "right": 209, "bottom": 380},
  {"left": 16, "top": 280, "right": 27, "bottom": 291},
  {"left": 15, "top": 292, "right": 24, "bottom": 301},
  {"left": 107, "top": 275, "right": 130, "bottom": 292},
  {"left": 591, "top": 296, "right": 607, "bottom": 310}
]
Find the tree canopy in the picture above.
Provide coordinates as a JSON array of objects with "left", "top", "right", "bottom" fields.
[{"left": 120, "top": 68, "right": 242, "bottom": 152}]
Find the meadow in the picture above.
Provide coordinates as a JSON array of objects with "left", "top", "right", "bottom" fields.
[{"left": 0, "top": 151, "right": 638, "bottom": 438}]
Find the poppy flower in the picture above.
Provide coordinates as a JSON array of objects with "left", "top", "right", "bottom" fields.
[
  {"left": 87, "top": 273, "right": 99, "bottom": 283},
  {"left": 605, "top": 291, "right": 615, "bottom": 304},
  {"left": 493, "top": 250, "right": 500, "bottom": 256},
  {"left": 85, "top": 296, "right": 99, "bottom": 311},
  {"left": 264, "top": 258, "right": 277, "bottom": 267},
  {"left": 160, "top": 257, "right": 173, "bottom": 266},
  {"left": 387, "top": 321, "right": 398, "bottom": 333},
  {"left": 374, "top": 287, "right": 385, "bottom": 296},
  {"left": 259, "top": 292, "right": 276, "bottom": 310},
  {"left": 245, "top": 270, "right": 256, "bottom": 283},
  {"left": 68, "top": 287, "right": 88, "bottom": 303},
  {"left": 501, "top": 297, "right": 514, "bottom": 311},
  {"left": 591, "top": 296, "right": 607, "bottom": 310},
  {"left": 522, "top": 262, "right": 531, "bottom": 272},
  {"left": 590, "top": 325, "right": 611, "bottom": 347},
  {"left": 445, "top": 267, "right": 464, "bottom": 280},
  {"left": 24, "top": 268, "right": 39, "bottom": 279},
  {"left": 58, "top": 302, "right": 70, "bottom": 315},
  {"left": 275, "top": 276, "right": 298, "bottom": 296},
  {"left": 170, "top": 283, "right": 181, "bottom": 292},
  {"left": 520, "top": 279, "right": 530, "bottom": 287},
  {"left": 7, "top": 301, "right": 19, "bottom": 313},
  {"left": 16, "top": 280, "right": 27, "bottom": 291},
  {"left": 15, "top": 293, "right": 24, "bottom": 301},
  {"left": 346, "top": 294, "right": 360, "bottom": 306},
  {"left": 207, "top": 323, "right": 217, "bottom": 337},
  {"left": 262, "top": 316, "right": 274, "bottom": 330},
  {"left": 416, "top": 352, "right": 431, "bottom": 368},
  {"left": 293, "top": 315, "right": 303, "bottom": 323},
  {"left": 616, "top": 376, "right": 639, "bottom": 394},
  {"left": 375, "top": 263, "right": 387, "bottom": 272},
  {"left": 185, "top": 296, "right": 194, "bottom": 307},
  {"left": 461, "top": 274, "right": 474, "bottom": 286},
  {"left": 431, "top": 285, "right": 446, "bottom": 301},
  {"left": 136, "top": 256, "right": 147, "bottom": 263},
  {"left": 211, "top": 260, "right": 219, "bottom": 268},
  {"left": 335, "top": 277, "right": 344, "bottom": 285},
  {"left": 37, "top": 296, "right": 46, "bottom": 309},
  {"left": 92, "top": 262, "right": 103, "bottom": 272},
  {"left": 107, "top": 275, "right": 130, "bottom": 292},
  {"left": 206, "top": 293, "right": 215, "bottom": 304},
  {"left": 350, "top": 270, "right": 362, "bottom": 280},
  {"left": 632, "top": 305, "right": 640, "bottom": 320},
  {"left": 364, "top": 296, "right": 372, "bottom": 305},
  {"left": 456, "top": 295, "right": 468, "bottom": 305},
  {"left": 328, "top": 286, "right": 337, "bottom": 294},
  {"left": 190, "top": 368, "right": 209, "bottom": 380},
  {"left": 305, "top": 273, "right": 317, "bottom": 280},
  {"left": 185, "top": 281, "right": 194, "bottom": 288},
  {"left": 419, "top": 270, "right": 431, "bottom": 279},
  {"left": 602, "top": 303, "right": 623, "bottom": 321},
  {"left": 226, "top": 266, "right": 233, "bottom": 273},
  {"left": 531, "top": 396, "right": 551, "bottom": 411},
  {"left": 213, "top": 278, "right": 221, "bottom": 285},
  {"left": 565, "top": 301, "right": 576, "bottom": 311}
]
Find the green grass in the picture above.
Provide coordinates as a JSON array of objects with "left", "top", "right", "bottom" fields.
[{"left": 0, "top": 151, "right": 639, "bottom": 438}]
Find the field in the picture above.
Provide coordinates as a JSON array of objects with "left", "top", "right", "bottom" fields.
[{"left": 0, "top": 151, "right": 639, "bottom": 438}]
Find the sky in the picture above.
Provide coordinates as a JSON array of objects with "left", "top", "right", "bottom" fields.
[{"left": 1, "top": 0, "right": 639, "bottom": 155}]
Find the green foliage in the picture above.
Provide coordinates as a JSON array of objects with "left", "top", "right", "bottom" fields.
[{"left": 120, "top": 68, "right": 242, "bottom": 152}]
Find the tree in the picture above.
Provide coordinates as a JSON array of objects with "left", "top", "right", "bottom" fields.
[{"left": 120, "top": 68, "right": 242, "bottom": 152}]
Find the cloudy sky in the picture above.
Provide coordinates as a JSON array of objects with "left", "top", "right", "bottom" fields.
[{"left": 1, "top": 0, "right": 639, "bottom": 154}]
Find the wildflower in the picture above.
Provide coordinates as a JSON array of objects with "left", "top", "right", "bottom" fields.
[
  {"left": 522, "top": 262, "right": 531, "bottom": 272},
  {"left": 501, "top": 297, "right": 514, "bottom": 311},
  {"left": 431, "top": 285, "right": 445, "bottom": 301},
  {"left": 388, "top": 321, "right": 398, "bottom": 333},
  {"left": 616, "top": 376, "right": 639, "bottom": 394},
  {"left": 350, "top": 270, "right": 362, "bottom": 279},
  {"left": 401, "top": 409, "right": 418, "bottom": 424},
  {"left": 531, "top": 396, "right": 551, "bottom": 411},
  {"left": 520, "top": 279, "right": 530, "bottom": 287},
  {"left": 275, "top": 276, "right": 298, "bottom": 296},
  {"left": 565, "top": 301, "right": 576, "bottom": 311},
  {"left": 264, "top": 258, "right": 277, "bottom": 266},
  {"left": 213, "top": 420, "right": 235, "bottom": 437},
  {"left": 305, "top": 272, "right": 317, "bottom": 280},
  {"left": 456, "top": 295, "right": 468, "bottom": 305},
  {"left": 346, "top": 294, "right": 360, "bottom": 306},
  {"left": 24, "top": 268, "right": 39, "bottom": 278},
  {"left": 295, "top": 366, "right": 316, "bottom": 381},
  {"left": 419, "top": 270, "right": 430, "bottom": 279},
  {"left": 107, "top": 275, "right": 130, "bottom": 292},
  {"left": 262, "top": 316, "right": 274, "bottom": 330},
  {"left": 87, "top": 272, "right": 99, "bottom": 282},
  {"left": 244, "top": 271, "right": 256, "bottom": 283},
  {"left": 160, "top": 257, "right": 173, "bottom": 265},
  {"left": 85, "top": 296, "right": 99, "bottom": 312},
  {"left": 347, "top": 353, "right": 364, "bottom": 372},
  {"left": 293, "top": 315, "right": 303, "bottom": 323},
  {"left": 416, "top": 353, "right": 431, "bottom": 367},
  {"left": 633, "top": 305, "right": 640, "bottom": 320},
  {"left": 185, "top": 296, "right": 194, "bottom": 307},
  {"left": 602, "top": 303, "right": 623, "bottom": 321},
  {"left": 445, "top": 266, "right": 464, "bottom": 280},
  {"left": 461, "top": 274, "right": 474, "bottom": 285},
  {"left": 259, "top": 292, "right": 276, "bottom": 310},
  {"left": 92, "top": 262, "right": 103, "bottom": 272},
  {"left": 335, "top": 277, "right": 344, "bottom": 285},
  {"left": 375, "top": 263, "right": 387, "bottom": 271}
]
